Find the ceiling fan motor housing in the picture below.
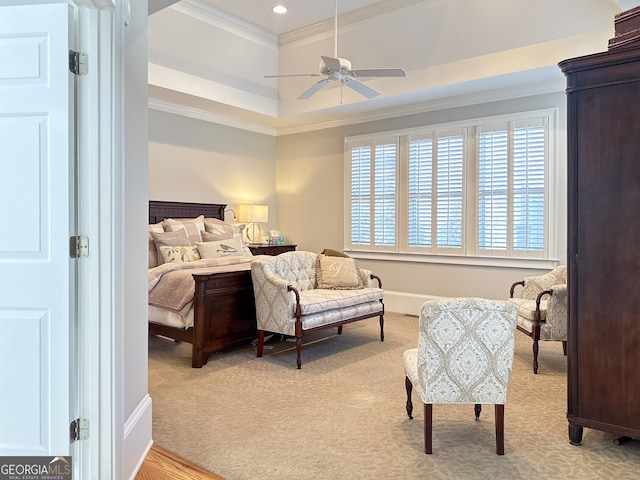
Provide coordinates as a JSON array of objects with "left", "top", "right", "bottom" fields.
[{"left": 320, "top": 57, "right": 352, "bottom": 75}]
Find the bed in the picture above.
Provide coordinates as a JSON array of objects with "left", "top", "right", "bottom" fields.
[{"left": 148, "top": 200, "right": 258, "bottom": 368}]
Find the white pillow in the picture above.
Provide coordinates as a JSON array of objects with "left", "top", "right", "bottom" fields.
[{"left": 196, "top": 237, "right": 253, "bottom": 258}]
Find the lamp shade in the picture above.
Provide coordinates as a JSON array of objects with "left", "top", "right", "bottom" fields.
[{"left": 238, "top": 204, "right": 268, "bottom": 223}]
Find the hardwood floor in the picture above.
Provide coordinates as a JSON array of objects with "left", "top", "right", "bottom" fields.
[{"left": 135, "top": 445, "right": 225, "bottom": 480}]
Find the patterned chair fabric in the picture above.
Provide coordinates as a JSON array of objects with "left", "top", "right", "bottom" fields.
[
  {"left": 250, "top": 251, "right": 384, "bottom": 368},
  {"left": 404, "top": 297, "right": 517, "bottom": 455},
  {"left": 507, "top": 266, "right": 567, "bottom": 373}
]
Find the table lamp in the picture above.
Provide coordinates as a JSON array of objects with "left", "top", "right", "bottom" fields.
[{"left": 238, "top": 204, "right": 268, "bottom": 244}]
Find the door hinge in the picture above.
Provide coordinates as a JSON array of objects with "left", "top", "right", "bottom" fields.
[
  {"left": 69, "top": 50, "right": 88, "bottom": 75},
  {"left": 70, "top": 418, "right": 89, "bottom": 442},
  {"left": 70, "top": 235, "right": 89, "bottom": 258}
]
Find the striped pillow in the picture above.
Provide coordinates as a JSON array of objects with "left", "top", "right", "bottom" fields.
[{"left": 163, "top": 215, "right": 205, "bottom": 244}]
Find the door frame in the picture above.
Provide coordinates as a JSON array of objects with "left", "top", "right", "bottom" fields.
[{"left": 73, "top": 1, "right": 125, "bottom": 478}]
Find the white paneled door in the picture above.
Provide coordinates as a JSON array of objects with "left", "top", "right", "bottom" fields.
[{"left": 0, "top": 3, "right": 77, "bottom": 456}]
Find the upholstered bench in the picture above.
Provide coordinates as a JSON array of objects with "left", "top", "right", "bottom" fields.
[{"left": 250, "top": 251, "right": 384, "bottom": 368}]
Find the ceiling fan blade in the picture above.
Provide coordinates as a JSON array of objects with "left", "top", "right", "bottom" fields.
[
  {"left": 265, "top": 73, "right": 324, "bottom": 78},
  {"left": 344, "top": 77, "right": 379, "bottom": 98},
  {"left": 298, "top": 78, "right": 331, "bottom": 99},
  {"left": 349, "top": 68, "right": 406, "bottom": 78},
  {"left": 321, "top": 56, "right": 342, "bottom": 71}
]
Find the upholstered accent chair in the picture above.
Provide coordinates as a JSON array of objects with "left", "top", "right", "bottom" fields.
[
  {"left": 250, "top": 251, "right": 384, "bottom": 368},
  {"left": 508, "top": 266, "right": 567, "bottom": 374},
  {"left": 404, "top": 298, "right": 517, "bottom": 455}
]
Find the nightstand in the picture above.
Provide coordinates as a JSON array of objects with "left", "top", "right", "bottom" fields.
[{"left": 248, "top": 244, "right": 297, "bottom": 256}]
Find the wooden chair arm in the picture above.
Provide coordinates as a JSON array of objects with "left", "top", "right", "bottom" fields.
[
  {"left": 287, "top": 285, "right": 301, "bottom": 319},
  {"left": 534, "top": 289, "right": 553, "bottom": 323},
  {"left": 371, "top": 274, "right": 382, "bottom": 288},
  {"left": 509, "top": 280, "right": 524, "bottom": 298}
]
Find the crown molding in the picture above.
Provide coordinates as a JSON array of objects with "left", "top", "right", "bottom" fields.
[
  {"left": 148, "top": 97, "right": 277, "bottom": 136},
  {"left": 171, "top": 0, "right": 278, "bottom": 48}
]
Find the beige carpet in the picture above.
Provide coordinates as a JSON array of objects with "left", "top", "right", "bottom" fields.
[{"left": 148, "top": 312, "right": 639, "bottom": 480}]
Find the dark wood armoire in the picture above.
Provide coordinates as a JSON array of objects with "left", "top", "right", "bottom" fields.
[{"left": 558, "top": 7, "right": 640, "bottom": 446}]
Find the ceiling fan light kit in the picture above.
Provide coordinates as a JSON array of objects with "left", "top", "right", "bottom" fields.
[{"left": 264, "top": 0, "right": 406, "bottom": 100}]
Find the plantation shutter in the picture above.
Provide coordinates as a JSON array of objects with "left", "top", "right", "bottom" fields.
[
  {"left": 408, "top": 136, "right": 433, "bottom": 248},
  {"left": 478, "top": 124, "right": 508, "bottom": 251},
  {"left": 350, "top": 144, "right": 372, "bottom": 245},
  {"left": 374, "top": 141, "right": 397, "bottom": 246},
  {"left": 435, "top": 131, "right": 464, "bottom": 250},
  {"left": 513, "top": 120, "right": 545, "bottom": 252}
]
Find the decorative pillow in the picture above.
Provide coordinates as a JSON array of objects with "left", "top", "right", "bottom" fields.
[
  {"left": 204, "top": 217, "right": 236, "bottom": 239},
  {"left": 196, "top": 237, "right": 253, "bottom": 258},
  {"left": 321, "top": 248, "right": 350, "bottom": 258},
  {"left": 159, "top": 245, "right": 201, "bottom": 263},
  {"left": 316, "top": 255, "right": 364, "bottom": 290},
  {"left": 148, "top": 222, "right": 164, "bottom": 269},
  {"left": 164, "top": 215, "right": 205, "bottom": 244},
  {"left": 151, "top": 229, "right": 190, "bottom": 265}
]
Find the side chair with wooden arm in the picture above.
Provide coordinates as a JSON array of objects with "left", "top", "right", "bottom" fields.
[{"left": 508, "top": 266, "right": 567, "bottom": 374}]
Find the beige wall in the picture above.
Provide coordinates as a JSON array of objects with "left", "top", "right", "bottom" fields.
[
  {"left": 276, "top": 92, "right": 568, "bottom": 303},
  {"left": 148, "top": 109, "right": 278, "bottom": 233}
]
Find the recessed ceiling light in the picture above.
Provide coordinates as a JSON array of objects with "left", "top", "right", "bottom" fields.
[{"left": 272, "top": 5, "right": 287, "bottom": 14}]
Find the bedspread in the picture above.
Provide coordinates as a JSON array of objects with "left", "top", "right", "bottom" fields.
[{"left": 148, "top": 256, "right": 253, "bottom": 314}]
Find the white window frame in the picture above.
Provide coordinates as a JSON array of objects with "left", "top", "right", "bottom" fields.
[
  {"left": 344, "top": 109, "right": 558, "bottom": 267},
  {"left": 345, "top": 136, "right": 399, "bottom": 253}
]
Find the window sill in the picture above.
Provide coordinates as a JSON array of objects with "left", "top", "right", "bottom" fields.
[{"left": 345, "top": 250, "right": 560, "bottom": 270}]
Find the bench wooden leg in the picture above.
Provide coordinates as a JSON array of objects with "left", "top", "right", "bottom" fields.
[{"left": 379, "top": 314, "right": 385, "bottom": 341}]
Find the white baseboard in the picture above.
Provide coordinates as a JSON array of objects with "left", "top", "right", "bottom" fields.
[
  {"left": 125, "top": 394, "right": 153, "bottom": 480},
  {"left": 384, "top": 290, "right": 447, "bottom": 316}
]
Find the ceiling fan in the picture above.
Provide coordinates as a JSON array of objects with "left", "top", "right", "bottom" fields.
[{"left": 264, "top": 0, "right": 406, "bottom": 100}]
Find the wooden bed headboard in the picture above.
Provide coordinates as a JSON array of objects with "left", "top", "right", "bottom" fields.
[{"left": 149, "top": 200, "right": 227, "bottom": 224}]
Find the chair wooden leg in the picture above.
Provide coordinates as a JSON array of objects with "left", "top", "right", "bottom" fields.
[
  {"left": 495, "top": 404, "right": 505, "bottom": 455},
  {"left": 424, "top": 404, "right": 433, "bottom": 454},
  {"left": 562, "top": 340, "right": 567, "bottom": 356},
  {"left": 474, "top": 403, "right": 482, "bottom": 420},
  {"left": 256, "top": 330, "right": 265, "bottom": 357},
  {"left": 295, "top": 336, "right": 302, "bottom": 369},
  {"left": 379, "top": 314, "right": 385, "bottom": 342},
  {"left": 337, "top": 325, "right": 343, "bottom": 334},
  {"left": 405, "top": 376, "right": 414, "bottom": 419},
  {"left": 532, "top": 339, "right": 539, "bottom": 374}
]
